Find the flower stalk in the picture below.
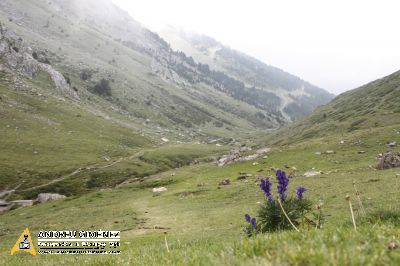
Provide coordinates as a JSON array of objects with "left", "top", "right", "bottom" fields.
[
  {"left": 277, "top": 198, "right": 300, "bottom": 232},
  {"left": 346, "top": 194, "right": 357, "bottom": 231},
  {"left": 164, "top": 231, "right": 170, "bottom": 252},
  {"left": 352, "top": 180, "right": 366, "bottom": 217}
]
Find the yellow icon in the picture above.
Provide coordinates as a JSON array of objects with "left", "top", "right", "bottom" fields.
[{"left": 10, "top": 227, "right": 36, "bottom": 256}]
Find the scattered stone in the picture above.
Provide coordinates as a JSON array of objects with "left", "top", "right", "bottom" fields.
[
  {"left": 219, "top": 179, "right": 230, "bottom": 185},
  {"left": 395, "top": 173, "right": 400, "bottom": 177},
  {"left": 377, "top": 152, "right": 400, "bottom": 170},
  {"left": 161, "top": 138, "right": 169, "bottom": 142},
  {"left": 217, "top": 147, "right": 268, "bottom": 166},
  {"left": 340, "top": 140, "right": 345, "bottom": 144},
  {"left": 240, "top": 154, "right": 259, "bottom": 162},
  {"left": 239, "top": 171, "right": 247, "bottom": 175},
  {"left": 358, "top": 151, "right": 366, "bottom": 154},
  {"left": 240, "top": 146, "right": 251, "bottom": 152},
  {"left": 246, "top": 174, "right": 253, "bottom": 177},
  {"left": 385, "top": 142, "right": 397, "bottom": 148},
  {"left": 37, "top": 193, "right": 66, "bottom": 203},
  {"left": 11, "top": 200, "right": 34, "bottom": 207},
  {"left": 152, "top": 187, "right": 167, "bottom": 193},
  {"left": 271, "top": 167, "right": 276, "bottom": 171},
  {"left": 252, "top": 162, "right": 259, "bottom": 166},
  {"left": 237, "top": 175, "right": 247, "bottom": 180},
  {"left": 387, "top": 241, "right": 398, "bottom": 250},
  {"left": 0, "top": 200, "right": 10, "bottom": 213},
  {"left": 315, "top": 152, "right": 322, "bottom": 155},
  {"left": 256, "top": 148, "right": 271, "bottom": 154},
  {"left": 303, "top": 171, "right": 321, "bottom": 177},
  {"left": 262, "top": 156, "right": 268, "bottom": 159},
  {"left": 0, "top": 189, "right": 15, "bottom": 198},
  {"left": 288, "top": 170, "right": 296, "bottom": 178},
  {"left": 197, "top": 182, "right": 207, "bottom": 187},
  {"left": 325, "top": 150, "right": 335, "bottom": 154}
]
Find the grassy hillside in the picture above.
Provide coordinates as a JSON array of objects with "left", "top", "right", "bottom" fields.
[
  {"left": 0, "top": 71, "right": 226, "bottom": 197},
  {"left": 0, "top": 0, "right": 334, "bottom": 137},
  {"left": 0, "top": 0, "right": 334, "bottom": 197},
  {"left": 0, "top": 0, "right": 284, "bottom": 137},
  {"left": 159, "top": 28, "right": 334, "bottom": 121},
  {"left": 1, "top": 122, "right": 399, "bottom": 265},
  {"left": 265, "top": 70, "right": 400, "bottom": 145},
  {"left": 1, "top": 69, "right": 399, "bottom": 264}
]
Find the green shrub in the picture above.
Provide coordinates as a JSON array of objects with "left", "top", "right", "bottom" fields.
[
  {"left": 93, "top": 79, "right": 111, "bottom": 96},
  {"left": 257, "top": 198, "right": 312, "bottom": 232}
]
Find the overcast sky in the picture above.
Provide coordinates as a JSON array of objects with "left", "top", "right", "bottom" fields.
[{"left": 112, "top": 0, "right": 400, "bottom": 94}]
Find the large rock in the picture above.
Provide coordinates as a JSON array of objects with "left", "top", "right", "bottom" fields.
[
  {"left": 37, "top": 193, "right": 66, "bottom": 203},
  {"left": 377, "top": 152, "right": 400, "bottom": 170}
]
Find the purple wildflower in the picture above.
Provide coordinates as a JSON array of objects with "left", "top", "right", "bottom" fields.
[
  {"left": 296, "top": 186, "right": 307, "bottom": 200},
  {"left": 245, "top": 213, "right": 251, "bottom": 222},
  {"left": 276, "top": 170, "right": 289, "bottom": 202},
  {"left": 251, "top": 217, "right": 257, "bottom": 229},
  {"left": 260, "top": 177, "right": 274, "bottom": 203}
]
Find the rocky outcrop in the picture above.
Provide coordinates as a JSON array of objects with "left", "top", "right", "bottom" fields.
[
  {"left": 377, "top": 152, "right": 400, "bottom": 170},
  {"left": 0, "top": 22, "right": 79, "bottom": 99},
  {"left": 217, "top": 146, "right": 270, "bottom": 166}
]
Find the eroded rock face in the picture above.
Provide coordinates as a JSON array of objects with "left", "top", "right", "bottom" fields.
[
  {"left": 0, "top": 22, "right": 79, "bottom": 99},
  {"left": 377, "top": 152, "right": 400, "bottom": 170}
]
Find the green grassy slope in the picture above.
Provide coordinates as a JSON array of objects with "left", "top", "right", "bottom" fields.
[
  {"left": 0, "top": 71, "right": 226, "bottom": 197},
  {"left": 0, "top": 122, "right": 399, "bottom": 265},
  {"left": 266, "top": 70, "right": 400, "bottom": 145},
  {"left": 0, "top": 0, "right": 288, "bottom": 137}
]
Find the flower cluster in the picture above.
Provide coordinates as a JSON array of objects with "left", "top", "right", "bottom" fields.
[
  {"left": 276, "top": 170, "right": 289, "bottom": 202},
  {"left": 260, "top": 177, "right": 274, "bottom": 203},
  {"left": 243, "top": 169, "right": 312, "bottom": 235},
  {"left": 244, "top": 214, "right": 257, "bottom": 229},
  {"left": 296, "top": 186, "right": 307, "bottom": 200}
]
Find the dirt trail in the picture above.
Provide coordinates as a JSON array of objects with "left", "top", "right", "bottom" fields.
[{"left": 19, "top": 151, "right": 144, "bottom": 192}]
